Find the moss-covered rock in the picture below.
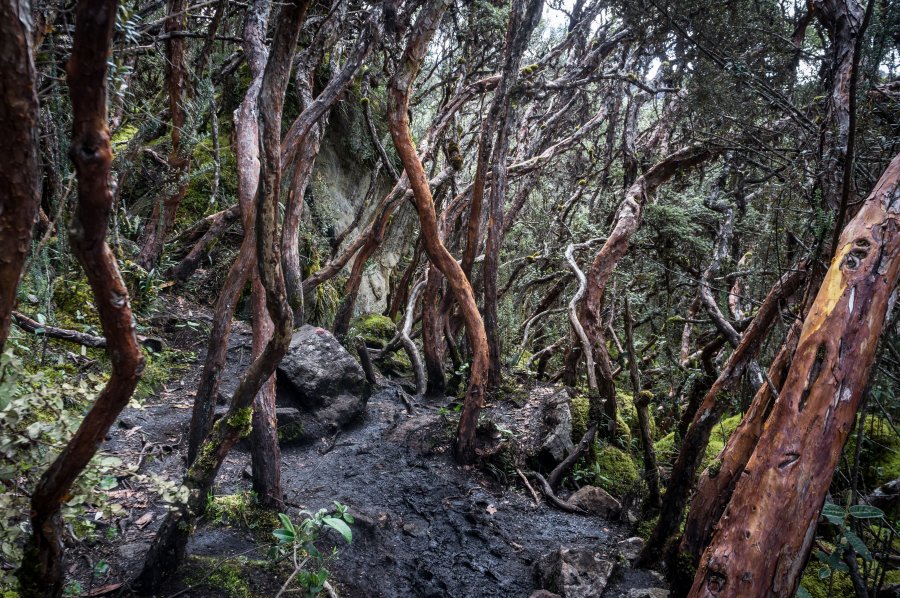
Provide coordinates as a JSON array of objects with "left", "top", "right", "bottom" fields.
[
  {"left": 570, "top": 393, "right": 635, "bottom": 449},
  {"left": 52, "top": 276, "right": 100, "bottom": 329},
  {"left": 593, "top": 444, "right": 641, "bottom": 497},
  {"left": 347, "top": 313, "right": 411, "bottom": 375},
  {"left": 653, "top": 414, "right": 742, "bottom": 471}
]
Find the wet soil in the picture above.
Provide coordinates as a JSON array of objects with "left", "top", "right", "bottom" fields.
[{"left": 67, "top": 298, "right": 649, "bottom": 597}]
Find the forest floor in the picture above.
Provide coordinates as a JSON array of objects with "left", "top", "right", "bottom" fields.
[{"left": 63, "top": 297, "right": 662, "bottom": 597}]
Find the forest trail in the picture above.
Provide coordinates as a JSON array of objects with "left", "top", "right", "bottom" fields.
[{"left": 70, "top": 299, "right": 660, "bottom": 597}]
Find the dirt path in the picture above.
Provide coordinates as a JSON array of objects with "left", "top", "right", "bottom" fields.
[{"left": 71, "top": 302, "right": 646, "bottom": 597}]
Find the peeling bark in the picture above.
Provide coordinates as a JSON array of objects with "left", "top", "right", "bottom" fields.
[{"left": 690, "top": 152, "right": 900, "bottom": 598}]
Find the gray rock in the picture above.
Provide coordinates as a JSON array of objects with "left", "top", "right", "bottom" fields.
[
  {"left": 617, "top": 536, "right": 645, "bottom": 562},
  {"left": 118, "top": 542, "right": 149, "bottom": 560},
  {"left": 533, "top": 547, "right": 615, "bottom": 598},
  {"left": 627, "top": 589, "right": 669, "bottom": 598},
  {"left": 533, "top": 389, "right": 575, "bottom": 469},
  {"left": 277, "top": 325, "right": 370, "bottom": 431},
  {"left": 566, "top": 485, "right": 622, "bottom": 519}
]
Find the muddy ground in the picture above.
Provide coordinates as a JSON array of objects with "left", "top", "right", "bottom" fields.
[{"left": 65, "top": 300, "right": 657, "bottom": 597}]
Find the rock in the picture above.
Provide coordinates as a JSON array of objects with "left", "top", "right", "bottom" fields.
[
  {"left": 118, "top": 542, "right": 149, "bottom": 560},
  {"left": 530, "top": 591, "right": 562, "bottom": 598},
  {"left": 566, "top": 485, "right": 622, "bottom": 519},
  {"left": 617, "top": 536, "right": 645, "bottom": 562},
  {"left": 627, "top": 589, "right": 669, "bottom": 598},
  {"left": 277, "top": 325, "right": 371, "bottom": 432},
  {"left": 532, "top": 389, "right": 575, "bottom": 470},
  {"left": 533, "top": 547, "right": 615, "bottom": 598}
]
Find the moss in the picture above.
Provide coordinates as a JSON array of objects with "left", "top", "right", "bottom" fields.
[
  {"left": 52, "top": 276, "right": 100, "bottom": 329},
  {"left": 348, "top": 313, "right": 396, "bottom": 349},
  {"left": 206, "top": 491, "right": 279, "bottom": 533},
  {"left": 593, "top": 443, "right": 641, "bottom": 497},
  {"left": 653, "top": 414, "right": 742, "bottom": 471},
  {"left": 135, "top": 348, "right": 191, "bottom": 401},
  {"left": 635, "top": 515, "right": 658, "bottom": 541},
  {"left": 842, "top": 415, "right": 899, "bottom": 489},
  {"left": 111, "top": 124, "right": 138, "bottom": 147},
  {"left": 800, "top": 567, "right": 855, "bottom": 598},
  {"left": 228, "top": 407, "right": 253, "bottom": 438},
  {"left": 185, "top": 555, "right": 255, "bottom": 598},
  {"left": 617, "top": 388, "right": 657, "bottom": 440},
  {"left": 571, "top": 395, "right": 590, "bottom": 442},
  {"left": 277, "top": 421, "right": 304, "bottom": 444}
]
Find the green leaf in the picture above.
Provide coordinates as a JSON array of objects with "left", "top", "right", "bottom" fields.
[
  {"left": 277, "top": 512, "right": 295, "bottom": 534},
  {"left": 272, "top": 529, "right": 295, "bottom": 543},
  {"left": 844, "top": 530, "right": 873, "bottom": 561},
  {"left": 797, "top": 586, "right": 813, "bottom": 598},
  {"left": 323, "top": 516, "right": 352, "bottom": 543},
  {"left": 848, "top": 505, "right": 884, "bottom": 519},
  {"left": 821, "top": 503, "right": 846, "bottom": 525},
  {"left": 817, "top": 566, "right": 831, "bottom": 579}
]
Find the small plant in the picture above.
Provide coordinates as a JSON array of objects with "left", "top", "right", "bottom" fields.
[{"left": 271, "top": 502, "right": 354, "bottom": 597}]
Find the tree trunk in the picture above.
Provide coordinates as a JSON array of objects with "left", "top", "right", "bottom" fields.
[
  {"left": 388, "top": 0, "right": 489, "bottom": 464},
  {"left": 137, "top": 1, "right": 307, "bottom": 589},
  {"left": 624, "top": 296, "right": 661, "bottom": 510},
  {"left": 187, "top": 0, "right": 270, "bottom": 463},
  {"left": 0, "top": 0, "right": 41, "bottom": 353},
  {"left": 689, "top": 152, "right": 900, "bottom": 598},
  {"left": 136, "top": 0, "right": 191, "bottom": 270},
  {"left": 422, "top": 263, "right": 447, "bottom": 395},
  {"left": 483, "top": 0, "right": 544, "bottom": 389},
  {"left": 577, "top": 144, "right": 720, "bottom": 440},
  {"left": 636, "top": 265, "right": 806, "bottom": 568},
  {"left": 17, "top": 2, "right": 145, "bottom": 593}
]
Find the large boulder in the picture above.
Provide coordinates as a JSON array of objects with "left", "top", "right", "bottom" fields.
[
  {"left": 277, "top": 325, "right": 371, "bottom": 435},
  {"left": 566, "top": 485, "right": 622, "bottom": 519},
  {"left": 533, "top": 547, "right": 615, "bottom": 598}
]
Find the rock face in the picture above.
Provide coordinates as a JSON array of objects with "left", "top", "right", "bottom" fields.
[
  {"left": 566, "top": 485, "right": 622, "bottom": 519},
  {"left": 533, "top": 547, "right": 615, "bottom": 598},
  {"left": 532, "top": 388, "right": 575, "bottom": 469},
  {"left": 616, "top": 536, "right": 645, "bottom": 562},
  {"left": 277, "top": 325, "right": 370, "bottom": 436}
]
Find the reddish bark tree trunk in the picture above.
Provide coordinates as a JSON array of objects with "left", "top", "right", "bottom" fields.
[
  {"left": 690, "top": 152, "right": 900, "bottom": 598},
  {"left": 136, "top": 0, "right": 191, "bottom": 270},
  {"left": 137, "top": 1, "right": 307, "bottom": 588},
  {"left": 0, "top": 0, "right": 41, "bottom": 353},
  {"left": 636, "top": 265, "right": 806, "bottom": 568},
  {"left": 388, "top": 0, "right": 490, "bottom": 464},
  {"left": 17, "top": 1, "right": 145, "bottom": 593}
]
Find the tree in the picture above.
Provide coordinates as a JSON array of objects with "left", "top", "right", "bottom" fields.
[
  {"left": 0, "top": 0, "right": 42, "bottom": 353},
  {"left": 690, "top": 152, "right": 900, "bottom": 598},
  {"left": 17, "top": 0, "right": 145, "bottom": 593}
]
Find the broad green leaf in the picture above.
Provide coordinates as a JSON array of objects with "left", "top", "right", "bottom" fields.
[
  {"left": 844, "top": 530, "right": 873, "bottom": 561},
  {"left": 817, "top": 566, "right": 831, "bottom": 579},
  {"left": 323, "top": 516, "right": 352, "bottom": 543},
  {"left": 821, "top": 503, "right": 846, "bottom": 524},
  {"left": 278, "top": 512, "right": 295, "bottom": 534},
  {"left": 797, "top": 587, "right": 812, "bottom": 598},
  {"left": 272, "top": 528, "right": 295, "bottom": 543},
  {"left": 848, "top": 505, "right": 884, "bottom": 519}
]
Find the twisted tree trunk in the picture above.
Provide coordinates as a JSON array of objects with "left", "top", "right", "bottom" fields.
[
  {"left": 690, "top": 152, "right": 900, "bottom": 598},
  {"left": 18, "top": 1, "right": 145, "bottom": 593},
  {"left": 137, "top": 1, "right": 308, "bottom": 589},
  {"left": 388, "top": 0, "right": 489, "bottom": 464}
]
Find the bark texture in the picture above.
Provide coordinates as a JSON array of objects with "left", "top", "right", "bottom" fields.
[
  {"left": 0, "top": 0, "right": 41, "bottom": 353},
  {"left": 690, "top": 152, "right": 900, "bottom": 598}
]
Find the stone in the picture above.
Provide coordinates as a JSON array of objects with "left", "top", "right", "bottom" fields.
[
  {"left": 617, "top": 536, "right": 645, "bottom": 562},
  {"left": 530, "top": 591, "right": 562, "bottom": 598},
  {"left": 533, "top": 547, "right": 615, "bottom": 598},
  {"left": 277, "top": 325, "right": 371, "bottom": 432},
  {"left": 532, "top": 389, "right": 575, "bottom": 469},
  {"left": 118, "top": 542, "right": 149, "bottom": 560},
  {"left": 566, "top": 485, "right": 622, "bottom": 519},
  {"left": 627, "top": 589, "right": 670, "bottom": 598}
]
